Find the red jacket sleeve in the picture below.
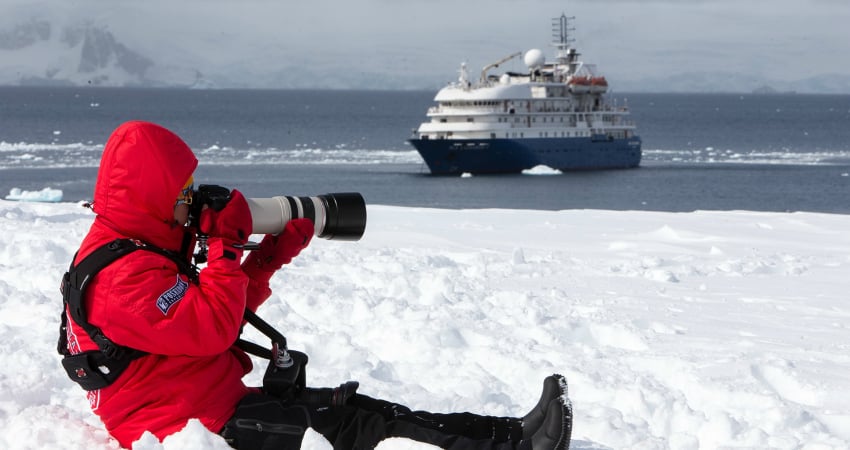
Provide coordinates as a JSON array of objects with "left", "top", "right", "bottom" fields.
[
  {"left": 87, "top": 238, "right": 249, "bottom": 356},
  {"left": 241, "top": 260, "right": 275, "bottom": 313}
]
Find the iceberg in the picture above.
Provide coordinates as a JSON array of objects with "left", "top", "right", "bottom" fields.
[{"left": 5, "top": 187, "right": 64, "bottom": 203}]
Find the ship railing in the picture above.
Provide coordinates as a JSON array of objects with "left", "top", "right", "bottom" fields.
[
  {"left": 423, "top": 111, "right": 636, "bottom": 130},
  {"left": 527, "top": 106, "right": 632, "bottom": 115},
  {"left": 428, "top": 104, "right": 632, "bottom": 116},
  {"left": 427, "top": 106, "right": 504, "bottom": 116},
  {"left": 502, "top": 121, "right": 635, "bottom": 130}
]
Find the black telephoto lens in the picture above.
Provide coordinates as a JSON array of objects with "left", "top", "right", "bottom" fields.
[{"left": 317, "top": 193, "right": 367, "bottom": 240}]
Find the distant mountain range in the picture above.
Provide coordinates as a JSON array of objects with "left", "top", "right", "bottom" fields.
[
  {"left": 615, "top": 72, "right": 850, "bottom": 95},
  {"left": 2, "top": 19, "right": 849, "bottom": 93},
  {"left": 0, "top": 18, "right": 205, "bottom": 88}
]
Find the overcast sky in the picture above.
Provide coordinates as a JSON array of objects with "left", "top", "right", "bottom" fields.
[{"left": 3, "top": 0, "right": 849, "bottom": 88}]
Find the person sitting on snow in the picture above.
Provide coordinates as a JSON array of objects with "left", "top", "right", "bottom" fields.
[{"left": 58, "top": 120, "right": 573, "bottom": 449}]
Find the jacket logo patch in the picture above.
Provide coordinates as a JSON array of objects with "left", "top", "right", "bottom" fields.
[{"left": 156, "top": 275, "right": 188, "bottom": 315}]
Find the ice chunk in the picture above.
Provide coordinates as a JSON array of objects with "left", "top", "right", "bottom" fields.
[
  {"left": 522, "top": 165, "right": 562, "bottom": 175},
  {"left": 5, "top": 187, "right": 64, "bottom": 203}
]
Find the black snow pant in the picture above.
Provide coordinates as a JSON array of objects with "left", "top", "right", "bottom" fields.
[{"left": 221, "top": 392, "right": 528, "bottom": 450}]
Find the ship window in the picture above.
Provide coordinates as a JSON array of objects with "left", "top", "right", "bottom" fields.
[
  {"left": 490, "top": 133, "right": 496, "bottom": 139},
  {"left": 467, "top": 118, "right": 474, "bottom": 122},
  {"left": 440, "top": 118, "right": 447, "bottom": 123}
]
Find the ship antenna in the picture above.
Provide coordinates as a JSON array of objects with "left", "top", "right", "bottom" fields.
[{"left": 552, "top": 13, "right": 577, "bottom": 71}]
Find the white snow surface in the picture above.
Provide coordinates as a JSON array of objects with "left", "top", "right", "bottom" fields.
[{"left": 1, "top": 199, "right": 849, "bottom": 449}]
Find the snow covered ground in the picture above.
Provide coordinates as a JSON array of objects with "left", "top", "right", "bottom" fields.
[{"left": 1, "top": 199, "right": 848, "bottom": 449}]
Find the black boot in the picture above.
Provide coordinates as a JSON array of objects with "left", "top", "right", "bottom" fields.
[
  {"left": 522, "top": 374, "right": 568, "bottom": 439},
  {"left": 528, "top": 398, "right": 572, "bottom": 450}
]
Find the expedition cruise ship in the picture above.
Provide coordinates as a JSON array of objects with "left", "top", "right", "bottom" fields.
[{"left": 409, "top": 14, "right": 642, "bottom": 175}]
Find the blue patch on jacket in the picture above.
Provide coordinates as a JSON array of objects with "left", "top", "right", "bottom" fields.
[{"left": 156, "top": 275, "right": 189, "bottom": 315}]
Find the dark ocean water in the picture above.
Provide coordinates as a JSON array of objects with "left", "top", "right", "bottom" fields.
[{"left": 1, "top": 87, "right": 849, "bottom": 213}]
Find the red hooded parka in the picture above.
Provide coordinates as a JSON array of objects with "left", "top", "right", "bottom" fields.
[{"left": 64, "top": 121, "right": 271, "bottom": 447}]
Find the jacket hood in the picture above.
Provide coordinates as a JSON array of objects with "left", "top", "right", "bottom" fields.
[{"left": 92, "top": 121, "right": 198, "bottom": 250}]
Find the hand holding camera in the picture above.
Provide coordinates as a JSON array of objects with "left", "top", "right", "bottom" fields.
[
  {"left": 199, "top": 189, "right": 253, "bottom": 245},
  {"left": 244, "top": 218, "right": 314, "bottom": 273}
]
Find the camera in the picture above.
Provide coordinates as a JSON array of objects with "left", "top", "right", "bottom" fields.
[{"left": 192, "top": 185, "right": 366, "bottom": 241}]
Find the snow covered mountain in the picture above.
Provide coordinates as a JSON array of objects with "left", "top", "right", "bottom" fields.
[
  {"left": 0, "top": 16, "right": 208, "bottom": 88},
  {"left": 0, "top": 3, "right": 439, "bottom": 90},
  {"left": 615, "top": 71, "right": 850, "bottom": 95},
  {"left": 2, "top": 9, "right": 849, "bottom": 93}
]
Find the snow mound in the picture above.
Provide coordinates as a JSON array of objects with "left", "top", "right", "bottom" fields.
[{"left": 1, "top": 200, "right": 849, "bottom": 449}]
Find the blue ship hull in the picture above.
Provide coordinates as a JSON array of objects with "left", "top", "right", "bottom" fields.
[{"left": 409, "top": 136, "right": 642, "bottom": 175}]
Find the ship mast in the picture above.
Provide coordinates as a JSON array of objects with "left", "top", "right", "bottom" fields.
[{"left": 552, "top": 13, "right": 579, "bottom": 75}]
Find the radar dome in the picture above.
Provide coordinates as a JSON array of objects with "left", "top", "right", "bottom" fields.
[{"left": 524, "top": 49, "right": 545, "bottom": 69}]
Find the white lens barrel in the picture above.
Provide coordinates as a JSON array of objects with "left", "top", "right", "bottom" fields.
[
  {"left": 246, "top": 196, "right": 325, "bottom": 236},
  {"left": 246, "top": 197, "right": 290, "bottom": 235}
]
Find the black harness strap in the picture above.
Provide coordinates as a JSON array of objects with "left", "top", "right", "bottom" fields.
[
  {"left": 238, "top": 308, "right": 309, "bottom": 401},
  {"left": 58, "top": 238, "right": 198, "bottom": 391},
  {"left": 58, "top": 237, "right": 308, "bottom": 398}
]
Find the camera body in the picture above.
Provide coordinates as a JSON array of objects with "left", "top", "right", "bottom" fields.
[{"left": 190, "top": 185, "right": 366, "bottom": 241}]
